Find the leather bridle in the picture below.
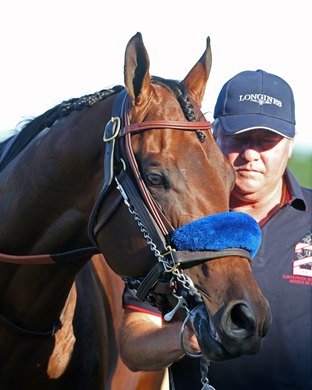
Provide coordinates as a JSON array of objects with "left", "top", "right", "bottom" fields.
[
  {"left": 87, "top": 89, "right": 251, "bottom": 308},
  {"left": 88, "top": 89, "right": 212, "bottom": 242}
]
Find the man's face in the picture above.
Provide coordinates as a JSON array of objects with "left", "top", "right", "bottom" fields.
[{"left": 215, "top": 128, "right": 294, "bottom": 201}]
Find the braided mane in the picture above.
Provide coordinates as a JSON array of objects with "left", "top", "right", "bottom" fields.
[
  {"left": 0, "top": 77, "right": 203, "bottom": 171},
  {"left": 152, "top": 76, "right": 196, "bottom": 121},
  {"left": 0, "top": 85, "right": 124, "bottom": 170}
]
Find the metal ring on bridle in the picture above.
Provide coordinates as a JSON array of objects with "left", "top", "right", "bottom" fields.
[{"left": 180, "top": 308, "right": 202, "bottom": 358}]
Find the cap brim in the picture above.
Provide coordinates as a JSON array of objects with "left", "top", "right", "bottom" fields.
[{"left": 219, "top": 114, "right": 295, "bottom": 139}]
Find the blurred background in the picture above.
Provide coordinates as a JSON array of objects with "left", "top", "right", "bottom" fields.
[{"left": 288, "top": 153, "right": 311, "bottom": 188}]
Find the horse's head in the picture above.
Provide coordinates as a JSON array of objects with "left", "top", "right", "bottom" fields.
[
  {"left": 126, "top": 37, "right": 235, "bottom": 225},
  {"left": 91, "top": 32, "right": 271, "bottom": 362}
]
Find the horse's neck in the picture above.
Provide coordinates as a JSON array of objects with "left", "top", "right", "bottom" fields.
[
  {"left": 0, "top": 261, "right": 83, "bottom": 334},
  {"left": 0, "top": 110, "right": 106, "bottom": 254}
]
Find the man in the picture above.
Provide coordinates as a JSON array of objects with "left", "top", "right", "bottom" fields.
[{"left": 120, "top": 70, "right": 312, "bottom": 389}]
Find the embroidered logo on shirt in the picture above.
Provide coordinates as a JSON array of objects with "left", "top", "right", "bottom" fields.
[{"left": 282, "top": 231, "right": 312, "bottom": 286}]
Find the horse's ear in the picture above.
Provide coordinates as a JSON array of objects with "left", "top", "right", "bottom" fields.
[
  {"left": 182, "top": 36, "right": 212, "bottom": 106},
  {"left": 124, "top": 32, "right": 152, "bottom": 106}
]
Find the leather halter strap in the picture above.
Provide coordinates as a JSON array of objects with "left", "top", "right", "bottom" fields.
[
  {"left": 0, "top": 247, "right": 98, "bottom": 265},
  {"left": 172, "top": 248, "right": 251, "bottom": 268},
  {"left": 122, "top": 120, "right": 212, "bottom": 134}
]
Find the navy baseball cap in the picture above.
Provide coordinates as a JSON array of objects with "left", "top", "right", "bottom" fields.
[{"left": 213, "top": 70, "right": 296, "bottom": 139}]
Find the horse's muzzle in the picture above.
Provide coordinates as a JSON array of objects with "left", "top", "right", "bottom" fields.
[{"left": 190, "top": 301, "right": 271, "bottom": 362}]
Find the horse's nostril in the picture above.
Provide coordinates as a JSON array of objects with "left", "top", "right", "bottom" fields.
[
  {"left": 230, "top": 303, "right": 256, "bottom": 332},
  {"left": 221, "top": 301, "right": 256, "bottom": 338}
]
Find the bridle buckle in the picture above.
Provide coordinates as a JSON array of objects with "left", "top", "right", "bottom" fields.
[
  {"left": 162, "top": 246, "right": 180, "bottom": 273},
  {"left": 103, "top": 116, "right": 121, "bottom": 142}
]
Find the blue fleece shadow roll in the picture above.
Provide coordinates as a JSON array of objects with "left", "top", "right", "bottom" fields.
[{"left": 171, "top": 212, "right": 261, "bottom": 259}]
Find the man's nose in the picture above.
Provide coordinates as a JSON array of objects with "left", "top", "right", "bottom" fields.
[{"left": 240, "top": 144, "right": 261, "bottom": 161}]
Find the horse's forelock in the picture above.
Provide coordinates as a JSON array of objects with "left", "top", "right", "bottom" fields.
[{"left": 151, "top": 76, "right": 196, "bottom": 122}]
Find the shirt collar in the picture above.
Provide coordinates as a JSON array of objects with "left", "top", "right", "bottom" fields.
[{"left": 284, "top": 168, "right": 307, "bottom": 211}]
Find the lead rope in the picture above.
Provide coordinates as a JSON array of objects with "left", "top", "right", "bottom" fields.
[
  {"left": 200, "top": 356, "right": 216, "bottom": 390},
  {"left": 179, "top": 309, "right": 216, "bottom": 390}
]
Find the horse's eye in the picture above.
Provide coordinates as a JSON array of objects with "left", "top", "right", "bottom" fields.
[{"left": 146, "top": 172, "right": 164, "bottom": 187}]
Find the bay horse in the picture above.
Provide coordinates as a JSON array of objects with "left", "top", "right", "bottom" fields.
[{"left": 0, "top": 32, "right": 271, "bottom": 389}]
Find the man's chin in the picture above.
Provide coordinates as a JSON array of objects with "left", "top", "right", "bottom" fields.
[{"left": 233, "top": 182, "right": 262, "bottom": 196}]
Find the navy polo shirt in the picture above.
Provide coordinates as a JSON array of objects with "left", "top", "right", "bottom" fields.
[{"left": 123, "top": 168, "right": 312, "bottom": 390}]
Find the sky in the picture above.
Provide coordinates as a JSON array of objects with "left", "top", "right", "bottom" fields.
[{"left": 0, "top": 0, "right": 311, "bottom": 152}]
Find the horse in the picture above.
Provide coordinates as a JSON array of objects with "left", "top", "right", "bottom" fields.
[{"left": 0, "top": 32, "right": 271, "bottom": 389}]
